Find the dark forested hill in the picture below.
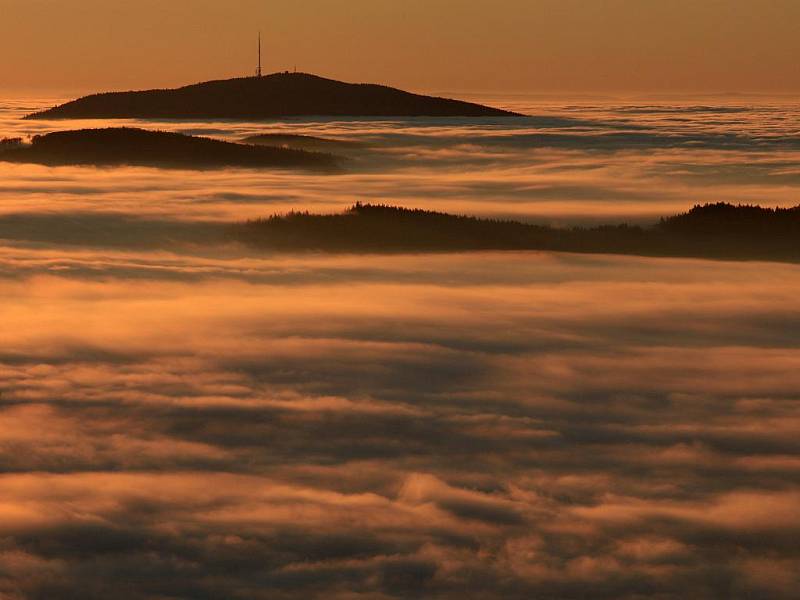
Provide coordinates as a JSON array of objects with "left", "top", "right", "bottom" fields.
[
  {"left": 0, "top": 128, "right": 338, "bottom": 170},
  {"left": 1, "top": 200, "right": 796, "bottom": 262},
  {"left": 233, "top": 202, "right": 800, "bottom": 261},
  {"left": 26, "top": 73, "right": 521, "bottom": 120}
]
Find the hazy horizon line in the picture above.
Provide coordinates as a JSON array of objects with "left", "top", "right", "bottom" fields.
[{"left": 2, "top": 73, "right": 799, "bottom": 105}]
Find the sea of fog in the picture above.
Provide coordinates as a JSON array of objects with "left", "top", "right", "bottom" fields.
[
  {"left": 3, "top": 96, "right": 800, "bottom": 224},
  {"left": 1, "top": 96, "right": 800, "bottom": 599}
]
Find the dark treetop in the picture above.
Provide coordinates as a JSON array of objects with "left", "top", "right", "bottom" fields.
[
  {"left": 25, "top": 72, "right": 521, "bottom": 120},
  {"left": 0, "top": 128, "right": 338, "bottom": 170}
]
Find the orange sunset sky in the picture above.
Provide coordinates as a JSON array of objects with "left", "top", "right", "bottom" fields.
[{"left": 2, "top": 0, "right": 799, "bottom": 95}]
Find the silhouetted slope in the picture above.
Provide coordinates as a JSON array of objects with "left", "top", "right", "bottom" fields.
[
  {"left": 2, "top": 203, "right": 796, "bottom": 261},
  {"left": 0, "top": 128, "right": 338, "bottom": 170},
  {"left": 25, "top": 73, "right": 520, "bottom": 120},
  {"left": 234, "top": 203, "right": 800, "bottom": 261},
  {"left": 661, "top": 202, "right": 800, "bottom": 237}
]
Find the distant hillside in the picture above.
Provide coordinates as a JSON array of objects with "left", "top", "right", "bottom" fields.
[
  {"left": 3, "top": 202, "right": 797, "bottom": 262},
  {"left": 25, "top": 73, "right": 521, "bottom": 120},
  {"left": 0, "top": 128, "right": 338, "bottom": 170},
  {"left": 233, "top": 202, "right": 800, "bottom": 261}
]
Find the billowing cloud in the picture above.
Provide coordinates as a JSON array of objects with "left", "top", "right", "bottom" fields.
[
  {"left": 2, "top": 99, "right": 800, "bottom": 598},
  {"left": 0, "top": 249, "right": 799, "bottom": 598},
  {"left": 3, "top": 100, "right": 800, "bottom": 227}
]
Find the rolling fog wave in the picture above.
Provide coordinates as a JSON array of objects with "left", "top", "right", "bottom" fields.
[
  {"left": 1, "top": 96, "right": 800, "bottom": 599},
  {"left": 1, "top": 250, "right": 800, "bottom": 599},
  {"left": 3, "top": 97, "right": 800, "bottom": 224}
]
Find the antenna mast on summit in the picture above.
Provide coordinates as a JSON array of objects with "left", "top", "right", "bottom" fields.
[{"left": 257, "top": 32, "right": 263, "bottom": 77}]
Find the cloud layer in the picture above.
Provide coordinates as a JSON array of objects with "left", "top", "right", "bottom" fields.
[
  {"left": 3, "top": 99, "right": 800, "bottom": 227},
  {"left": 1, "top": 249, "right": 799, "bottom": 599},
  {"left": 1, "top": 98, "right": 800, "bottom": 598}
]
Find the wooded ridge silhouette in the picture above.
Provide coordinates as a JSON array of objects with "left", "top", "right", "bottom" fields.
[
  {"left": 25, "top": 73, "right": 521, "bottom": 120},
  {"left": 0, "top": 127, "right": 338, "bottom": 170},
  {"left": 234, "top": 202, "right": 800, "bottom": 261},
  {"left": 3, "top": 201, "right": 797, "bottom": 262}
]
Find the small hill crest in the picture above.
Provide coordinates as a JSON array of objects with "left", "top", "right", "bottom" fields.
[{"left": 26, "top": 72, "right": 521, "bottom": 120}]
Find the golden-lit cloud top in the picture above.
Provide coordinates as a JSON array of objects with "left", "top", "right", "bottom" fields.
[{"left": 2, "top": 248, "right": 800, "bottom": 598}]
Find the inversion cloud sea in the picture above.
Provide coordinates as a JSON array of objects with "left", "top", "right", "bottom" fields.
[{"left": 1, "top": 96, "right": 799, "bottom": 599}]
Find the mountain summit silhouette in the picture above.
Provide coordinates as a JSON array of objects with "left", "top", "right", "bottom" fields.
[{"left": 26, "top": 72, "right": 521, "bottom": 120}]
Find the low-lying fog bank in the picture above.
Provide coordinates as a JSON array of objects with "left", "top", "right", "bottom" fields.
[
  {"left": 1, "top": 247, "right": 799, "bottom": 599},
  {"left": 2, "top": 97, "right": 800, "bottom": 599}
]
